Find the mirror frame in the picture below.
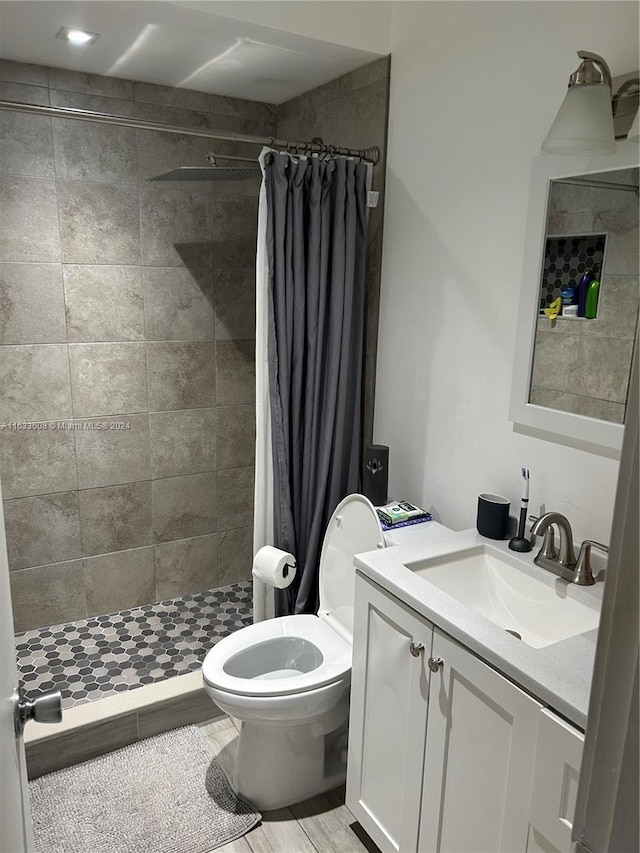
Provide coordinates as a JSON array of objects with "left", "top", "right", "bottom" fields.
[{"left": 510, "top": 141, "right": 639, "bottom": 459}]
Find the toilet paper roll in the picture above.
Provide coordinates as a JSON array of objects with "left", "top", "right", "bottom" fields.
[{"left": 252, "top": 546, "right": 297, "bottom": 589}]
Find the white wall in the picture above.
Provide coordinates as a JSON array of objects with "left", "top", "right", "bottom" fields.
[{"left": 375, "top": 1, "right": 639, "bottom": 543}]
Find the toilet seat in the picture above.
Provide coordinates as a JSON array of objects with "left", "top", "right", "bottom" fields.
[{"left": 202, "top": 614, "right": 351, "bottom": 698}]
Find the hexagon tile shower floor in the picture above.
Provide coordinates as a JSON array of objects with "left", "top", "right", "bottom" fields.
[{"left": 15, "top": 581, "right": 252, "bottom": 708}]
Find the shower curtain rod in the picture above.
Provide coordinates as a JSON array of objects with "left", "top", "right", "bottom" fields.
[
  {"left": 0, "top": 99, "right": 380, "bottom": 164},
  {"left": 555, "top": 175, "right": 639, "bottom": 193}
]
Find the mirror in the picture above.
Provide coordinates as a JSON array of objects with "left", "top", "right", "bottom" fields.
[
  {"left": 531, "top": 166, "right": 639, "bottom": 424},
  {"left": 510, "top": 143, "right": 639, "bottom": 458}
]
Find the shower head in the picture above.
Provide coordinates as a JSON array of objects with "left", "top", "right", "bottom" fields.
[
  {"left": 149, "top": 166, "right": 260, "bottom": 181},
  {"left": 149, "top": 152, "right": 261, "bottom": 182}
]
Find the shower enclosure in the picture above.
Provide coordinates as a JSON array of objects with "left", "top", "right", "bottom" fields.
[
  {"left": 1, "top": 58, "right": 390, "bottom": 768},
  {"left": 0, "top": 64, "right": 271, "bottom": 710}
]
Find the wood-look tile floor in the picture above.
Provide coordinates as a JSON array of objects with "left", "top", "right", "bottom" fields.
[{"left": 197, "top": 717, "right": 381, "bottom": 853}]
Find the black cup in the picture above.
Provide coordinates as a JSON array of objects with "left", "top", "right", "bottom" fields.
[{"left": 476, "top": 494, "right": 510, "bottom": 540}]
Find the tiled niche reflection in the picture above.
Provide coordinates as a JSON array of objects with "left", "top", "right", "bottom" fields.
[{"left": 539, "top": 234, "right": 606, "bottom": 312}]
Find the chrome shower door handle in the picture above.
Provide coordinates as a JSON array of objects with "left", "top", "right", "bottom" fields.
[
  {"left": 14, "top": 687, "right": 62, "bottom": 736},
  {"left": 409, "top": 642, "right": 425, "bottom": 657}
]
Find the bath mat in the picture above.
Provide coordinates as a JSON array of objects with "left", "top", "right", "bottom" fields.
[{"left": 29, "top": 725, "right": 261, "bottom": 853}]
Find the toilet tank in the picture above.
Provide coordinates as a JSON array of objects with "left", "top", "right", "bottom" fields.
[{"left": 318, "top": 494, "right": 452, "bottom": 642}]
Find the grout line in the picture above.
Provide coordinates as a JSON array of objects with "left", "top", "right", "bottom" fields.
[
  {"left": 49, "top": 111, "right": 83, "bottom": 522},
  {"left": 77, "top": 487, "right": 89, "bottom": 618},
  {"left": 0, "top": 337, "right": 258, "bottom": 347},
  {"left": 3, "top": 462, "right": 252, "bottom": 503},
  {"left": 1, "top": 402, "right": 257, "bottom": 426},
  {"left": 134, "top": 127, "right": 156, "bottom": 590},
  {"left": 0, "top": 259, "right": 255, "bottom": 271},
  {"left": 53, "top": 175, "right": 141, "bottom": 189}
]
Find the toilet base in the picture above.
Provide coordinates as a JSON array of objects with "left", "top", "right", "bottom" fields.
[{"left": 230, "top": 716, "right": 348, "bottom": 811}]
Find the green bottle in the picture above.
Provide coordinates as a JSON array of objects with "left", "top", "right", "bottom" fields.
[{"left": 585, "top": 279, "right": 600, "bottom": 319}]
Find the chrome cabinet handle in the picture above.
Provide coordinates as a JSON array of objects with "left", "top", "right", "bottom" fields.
[
  {"left": 428, "top": 656, "right": 444, "bottom": 672},
  {"left": 409, "top": 642, "right": 425, "bottom": 657}
]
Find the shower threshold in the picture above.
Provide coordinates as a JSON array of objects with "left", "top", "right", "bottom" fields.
[{"left": 16, "top": 580, "right": 252, "bottom": 709}]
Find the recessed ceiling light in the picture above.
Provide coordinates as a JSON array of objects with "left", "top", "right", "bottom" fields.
[{"left": 56, "top": 26, "right": 100, "bottom": 46}]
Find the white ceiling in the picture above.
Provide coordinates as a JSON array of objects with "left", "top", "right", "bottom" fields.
[
  {"left": 174, "top": 1, "right": 392, "bottom": 56},
  {"left": 0, "top": 1, "right": 384, "bottom": 104}
]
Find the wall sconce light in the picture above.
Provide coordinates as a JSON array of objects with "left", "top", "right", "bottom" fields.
[{"left": 542, "top": 50, "right": 616, "bottom": 155}]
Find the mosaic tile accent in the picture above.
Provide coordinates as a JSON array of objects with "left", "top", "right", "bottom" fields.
[
  {"left": 15, "top": 581, "right": 252, "bottom": 709},
  {"left": 539, "top": 234, "right": 606, "bottom": 312}
]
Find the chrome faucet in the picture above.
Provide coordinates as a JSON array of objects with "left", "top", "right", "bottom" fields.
[
  {"left": 530, "top": 512, "right": 575, "bottom": 570},
  {"left": 529, "top": 512, "right": 607, "bottom": 585},
  {"left": 529, "top": 512, "right": 609, "bottom": 586}
]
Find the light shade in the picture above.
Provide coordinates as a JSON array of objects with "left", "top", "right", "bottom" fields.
[
  {"left": 542, "top": 83, "right": 616, "bottom": 154},
  {"left": 629, "top": 109, "right": 640, "bottom": 143}
]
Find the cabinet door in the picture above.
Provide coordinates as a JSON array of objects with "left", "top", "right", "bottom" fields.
[
  {"left": 346, "top": 575, "right": 433, "bottom": 853},
  {"left": 527, "top": 709, "right": 584, "bottom": 853},
  {"left": 419, "top": 629, "right": 542, "bottom": 852}
]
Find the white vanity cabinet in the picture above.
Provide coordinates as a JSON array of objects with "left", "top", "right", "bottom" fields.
[
  {"left": 346, "top": 575, "right": 434, "bottom": 853},
  {"left": 347, "top": 574, "right": 550, "bottom": 853},
  {"left": 418, "top": 627, "right": 542, "bottom": 852},
  {"left": 526, "top": 709, "right": 585, "bottom": 853}
]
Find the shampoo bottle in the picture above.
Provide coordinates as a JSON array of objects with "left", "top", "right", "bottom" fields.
[
  {"left": 585, "top": 278, "right": 601, "bottom": 319},
  {"left": 577, "top": 269, "right": 594, "bottom": 317}
]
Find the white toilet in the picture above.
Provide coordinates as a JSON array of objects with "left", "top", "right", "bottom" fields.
[{"left": 202, "top": 493, "right": 450, "bottom": 810}]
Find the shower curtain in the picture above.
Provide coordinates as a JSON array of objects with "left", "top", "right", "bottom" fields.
[
  {"left": 254, "top": 149, "right": 370, "bottom": 616},
  {"left": 253, "top": 149, "right": 275, "bottom": 622}
]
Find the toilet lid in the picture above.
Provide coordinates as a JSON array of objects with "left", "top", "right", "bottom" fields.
[{"left": 318, "top": 494, "right": 385, "bottom": 641}]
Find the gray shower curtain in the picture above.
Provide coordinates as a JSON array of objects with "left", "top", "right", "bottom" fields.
[{"left": 264, "top": 151, "right": 368, "bottom": 615}]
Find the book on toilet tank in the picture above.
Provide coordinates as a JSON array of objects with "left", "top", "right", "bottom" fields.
[{"left": 376, "top": 500, "right": 432, "bottom": 528}]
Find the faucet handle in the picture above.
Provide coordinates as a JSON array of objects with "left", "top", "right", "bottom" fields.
[{"left": 574, "top": 540, "right": 609, "bottom": 586}]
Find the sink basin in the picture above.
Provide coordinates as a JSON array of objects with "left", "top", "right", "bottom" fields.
[{"left": 405, "top": 545, "right": 599, "bottom": 648}]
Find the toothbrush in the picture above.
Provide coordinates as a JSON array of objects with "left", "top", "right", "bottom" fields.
[
  {"left": 518, "top": 468, "right": 529, "bottom": 535},
  {"left": 509, "top": 468, "right": 532, "bottom": 552}
]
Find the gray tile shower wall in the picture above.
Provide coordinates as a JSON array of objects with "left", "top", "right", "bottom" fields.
[
  {"left": 0, "top": 61, "right": 272, "bottom": 631},
  {"left": 275, "top": 57, "right": 391, "bottom": 446}
]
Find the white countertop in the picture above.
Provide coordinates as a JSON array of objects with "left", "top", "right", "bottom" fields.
[{"left": 355, "top": 524, "right": 604, "bottom": 730}]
